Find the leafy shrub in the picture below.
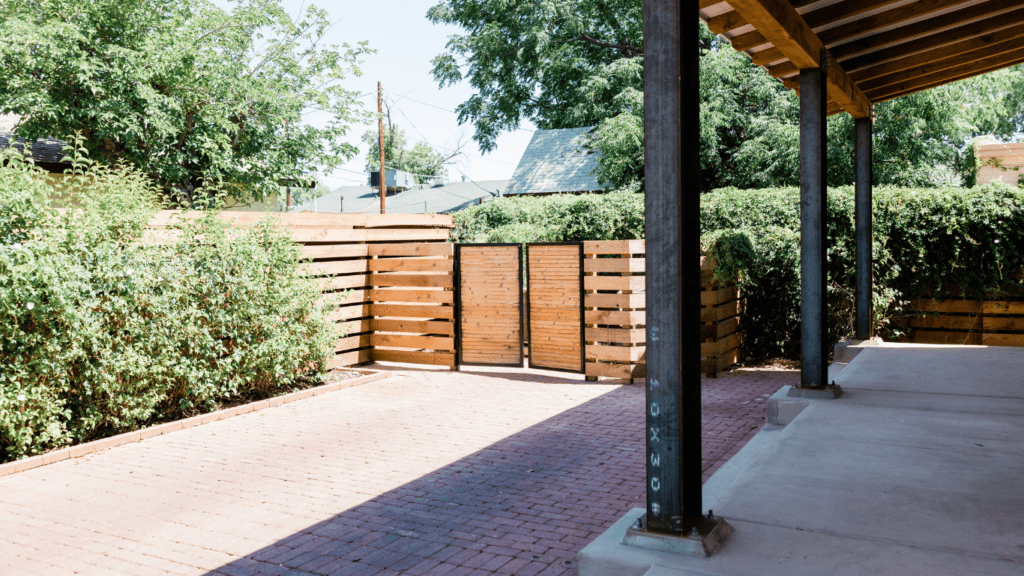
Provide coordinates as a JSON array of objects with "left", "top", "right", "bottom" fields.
[
  {"left": 451, "top": 188, "right": 644, "bottom": 243},
  {"left": 703, "top": 184, "right": 1024, "bottom": 360},
  {"left": 0, "top": 148, "right": 336, "bottom": 462}
]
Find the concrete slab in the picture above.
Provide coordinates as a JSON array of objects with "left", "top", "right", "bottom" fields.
[{"left": 579, "top": 344, "right": 1024, "bottom": 576}]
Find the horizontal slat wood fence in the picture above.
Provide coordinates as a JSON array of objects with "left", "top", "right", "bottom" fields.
[
  {"left": 901, "top": 299, "right": 1024, "bottom": 347},
  {"left": 582, "top": 240, "right": 742, "bottom": 382},
  {"left": 150, "top": 211, "right": 455, "bottom": 368}
]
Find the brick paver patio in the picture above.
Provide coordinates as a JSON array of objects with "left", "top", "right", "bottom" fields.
[{"left": 0, "top": 365, "right": 797, "bottom": 576}]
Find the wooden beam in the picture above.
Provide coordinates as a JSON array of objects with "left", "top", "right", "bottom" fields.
[
  {"left": 820, "top": 0, "right": 988, "bottom": 49},
  {"left": 852, "top": 34, "right": 1024, "bottom": 91},
  {"left": 830, "top": 1, "right": 1019, "bottom": 61},
  {"left": 839, "top": 8, "right": 1024, "bottom": 71},
  {"left": 706, "top": 10, "right": 748, "bottom": 35},
  {"left": 699, "top": 0, "right": 722, "bottom": 8},
  {"left": 725, "top": 0, "right": 871, "bottom": 118},
  {"left": 802, "top": 0, "right": 908, "bottom": 31},
  {"left": 750, "top": 46, "right": 785, "bottom": 66},
  {"left": 865, "top": 50, "right": 1024, "bottom": 102}
]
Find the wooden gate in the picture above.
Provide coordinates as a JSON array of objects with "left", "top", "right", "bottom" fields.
[
  {"left": 526, "top": 242, "right": 585, "bottom": 373},
  {"left": 454, "top": 244, "right": 524, "bottom": 367}
]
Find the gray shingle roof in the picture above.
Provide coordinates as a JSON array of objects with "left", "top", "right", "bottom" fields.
[
  {"left": 290, "top": 179, "right": 510, "bottom": 214},
  {"left": 0, "top": 113, "right": 72, "bottom": 172},
  {"left": 504, "top": 127, "right": 603, "bottom": 195}
]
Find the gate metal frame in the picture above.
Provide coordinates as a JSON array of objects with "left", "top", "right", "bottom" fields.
[
  {"left": 524, "top": 241, "right": 586, "bottom": 374},
  {"left": 453, "top": 243, "right": 525, "bottom": 368}
]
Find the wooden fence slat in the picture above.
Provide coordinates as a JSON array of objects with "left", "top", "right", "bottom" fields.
[
  {"left": 584, "top": 275, "right": 646, "bottom": 292},
  {"left": 583, "top": 258, "right": 646, "bottom": 273},
  {"left": 372, "top": 319, "right": 455, "bottom": 336},
  {"left": 368, "top": 258, "right": 454, "bottom": 272},
  {"left": 372, "top": 349, "right": 455, "bottom": 366},
  {"left": 369, "top": 304, "right": 455, "bottom": 320},
  {"left": 292, "top": 228, "right": 450, "bottom": 243},
  {"left": 367, "top": 289, "right": 454, "bottom": 304},
  {"left": 370, "top": 334, "right": 455, "bottom": 351},
  {"left": 368, "top": 243, "right": 454, "bottom": 257},
  {"left": 583, "top": 240, "right": 645, "bottom": 255},
  {"left": 369, "top": 274, "right": 454, "bottom": 288},
  {"left": 585, "top": 293, "right": 646, "bottom": 309}
]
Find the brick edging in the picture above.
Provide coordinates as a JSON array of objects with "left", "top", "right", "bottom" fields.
[{"left": 0, "top": 369, "right": 391, "bottom": 478}]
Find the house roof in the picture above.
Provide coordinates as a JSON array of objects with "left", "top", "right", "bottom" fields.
[
  {"left": 289, "top": 179, "right": 510, "bottom": 214},
  {"left": 504, "top": 127, "right": 603, "bottom": 195},
  {"left": 700, "top": 1, "right": 1024, "bottom": 118},
  {"left": 0, "top": 113, "right": 72, "bottom": 172}
]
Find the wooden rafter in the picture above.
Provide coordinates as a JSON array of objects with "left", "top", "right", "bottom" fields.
[
  {"left": 852, "top": 32, "right": 1024, "bottom": 88},
  {"left": 841, "top": 10, "right": 1024, "bottom": 73},
  {"left": 830, "top": 1, "right": 1019, "bottom": 61},
  {"left": 723, "top": 0, "right": 871, "bottom": 118},
  {"left": 865, "top": 49, "right": 1024, "bottom": 102}
]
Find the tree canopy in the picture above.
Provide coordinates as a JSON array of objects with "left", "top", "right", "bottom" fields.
[
  {"left": 0, "top": 0, "right": 370, "bottom": 205},
  {"left": 361, "top": 105, "right": 461, "bottom": 184},
  {"left": 429, "top": 2, "right": 1024, "bottom": 191}
]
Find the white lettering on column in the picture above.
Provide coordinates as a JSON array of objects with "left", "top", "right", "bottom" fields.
[
  {"left": 650, "top": 452, "right": 660, "bottom": 467},
  {"left": 650, "top": 402, "right": 660, "bottom": 417},
  {"left": 649, "top": 427, "right": 660, "bottom": 442},
  {"left": 651, "top": 477, "right": 661, "bottom": 492},
  {"left": 651, "top": 502, "right": 661, "bottom": 515}
]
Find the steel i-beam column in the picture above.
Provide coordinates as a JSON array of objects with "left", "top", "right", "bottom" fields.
[
  {"left": 854, "top": 115, "right": 873, "bottom": 341},
  {"left": 643, "top": 0, "right": 702, "bottom": 533},
  {"left": 799, "top": 66, "right": 828, "bottom": 388}
]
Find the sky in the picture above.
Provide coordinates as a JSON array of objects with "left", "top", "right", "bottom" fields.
[{"left": 213, "top": 0, "right": 537, "bottom": 190}]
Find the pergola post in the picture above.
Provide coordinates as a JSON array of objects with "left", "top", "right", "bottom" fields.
[
  {"left": 798, "top": 66, "right": 829, "bottom": 390},
  {"left": 642, "top": 0, "right": 702, "bottom": 534},
  {"left": 854, "top": 114, "right": 873, "bottom": 341}
]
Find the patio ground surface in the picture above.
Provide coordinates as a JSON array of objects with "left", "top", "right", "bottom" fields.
[
  {"left": 0, "top": 364, "right": 794, "bottom": 576},
  {"left": 579, "top": 344, "right": 1024, "bottom": 576}
]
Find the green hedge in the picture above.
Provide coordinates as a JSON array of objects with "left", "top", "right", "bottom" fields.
[
  {"left": 1, "top": 150, "right": 338, "bottom": 463},
  {"left": 451, "top": 188, "right": 645, "bottom": 244},
  {"left": 453, "top": 184, "right": 1024, "bottom": 362}
]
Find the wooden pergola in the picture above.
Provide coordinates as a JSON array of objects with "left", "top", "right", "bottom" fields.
[{"left": 642, "top": 0, "right": 1024, "bottom": 541}]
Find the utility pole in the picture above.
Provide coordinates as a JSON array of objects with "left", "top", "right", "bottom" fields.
[
  {"left": 285, "top": 119, "right": 291, "bottom": 211},
  {"left": 378, "top": 81, "right": 386, "bottom": 214}
]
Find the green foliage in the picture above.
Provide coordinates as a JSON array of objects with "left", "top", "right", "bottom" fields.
[
  {"left": 430, "top": 5, "right": 1024, "bottom": 192},
  {"left": 0, "top": 148, "right": 337, "bottom": 463},
  {"left": 0, "top": 0, "right": 371, "bottom": 205},
  {"left": 362, "top": 111, "right": 457, "bottom": 184},
  {"left": 451, "top": 189, "right": 644, "bottom": 244},
  {"left": 427, "top": 0, "right": 643, "bottom": 189},
  {"left": 702, "top": 185, "right": 1024, "bottom": 361}
]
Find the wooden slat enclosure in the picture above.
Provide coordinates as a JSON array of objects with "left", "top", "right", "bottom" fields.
[
  {"left": 584, "top": 240, "right": 647, "bottom": 382},
  {"left": 527, "top": 243, "right": 584, "bottom": 373},
  {"left": 151, "top": 211, "right": 456, "bottom": 368},
  {"left": 455, "top": 244, "right": 524, "bottom": 367},
  {"left": 900, "top": 299, "right": 1024, "bottom": 347},
  {"left": 699, "top": 261, "right": 743, "bottom": 376},
  {"left": 582, "top": 241, "right": 742, "bottom": 381}
]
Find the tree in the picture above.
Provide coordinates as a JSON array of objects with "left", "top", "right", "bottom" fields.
[
  {"left": 428, "top": 0, "right": 643, "bottom": 188},
  {"left": 361, "top": 103, "right": 462, "bottom": 184},
  {"left": 0, "top": 0, "right": 371, "bottom": 205},
  {"left": 429, "top": 2, "right": 1024, "bottom": 191}
]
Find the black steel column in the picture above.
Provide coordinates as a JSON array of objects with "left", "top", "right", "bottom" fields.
[
  {"left": 643, "top": 0, "right": 702, "bottom": 533},
  {"left": 799, "top": 67, "right": 828, "bottom": 388},
  {"left": 854, "top": 115, "right": 873, "bottom": 341}
]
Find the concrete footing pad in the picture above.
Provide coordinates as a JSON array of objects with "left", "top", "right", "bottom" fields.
[
  {"left": 786, "top": 383, "right": 842, "bottom": 399},
  {"left": 622, "top": 515, "right": 733, "bottom": 558}
]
